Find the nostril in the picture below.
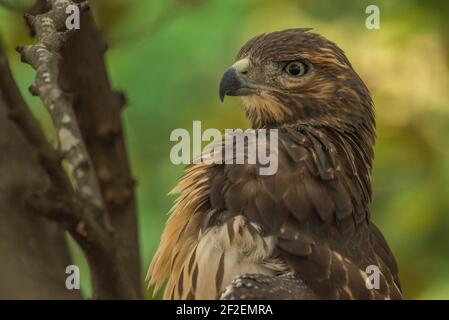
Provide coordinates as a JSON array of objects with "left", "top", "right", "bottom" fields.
[{"left": 240, "top": 70, "right": 248, "bottom": 75}]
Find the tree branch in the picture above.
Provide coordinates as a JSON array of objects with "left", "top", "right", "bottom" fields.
[
  {"left": 220, "top": 274, "right": 317, "bottom": 300},
  {"left": 16, "top": 0, "right": 141, "bottom": 299},
  {"left": 59, "top": 0, "right": 142, "bottom": 296},
  {"left": 17, "top": 0, "right": 107, "bottom": 220}
]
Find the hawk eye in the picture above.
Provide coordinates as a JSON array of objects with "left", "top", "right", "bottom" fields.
[{"left": 285, "top": 61, "right": 308, "bottom": 77}]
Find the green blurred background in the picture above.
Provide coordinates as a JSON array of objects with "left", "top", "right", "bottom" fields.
[{"left": 1, "top": 0, "right": 448, "bottom": 299}]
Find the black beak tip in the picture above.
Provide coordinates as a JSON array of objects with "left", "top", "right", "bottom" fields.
[
  {"left": 219, "top": 67, "right": 239, "bottom": 103},
  {"left": 219, "top": 90, "right": 225, "bottom": 102},
  {"left": 219, "top": 77, "right": 228, "bottom": 102}
]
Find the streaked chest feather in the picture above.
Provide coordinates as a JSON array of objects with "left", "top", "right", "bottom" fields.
[{"left": 167, "top": 214, "right": 280, "bottom": 299}]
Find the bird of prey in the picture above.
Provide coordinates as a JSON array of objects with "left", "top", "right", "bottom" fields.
[{"left": 148, "top": 28, "right": 402, "bottom": 300}]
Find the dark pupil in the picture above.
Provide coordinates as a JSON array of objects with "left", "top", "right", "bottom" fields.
[{"left": 288, "top": 63, "right": 302, "bottom": 75}]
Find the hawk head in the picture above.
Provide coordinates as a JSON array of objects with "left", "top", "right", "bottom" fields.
[{"left": 219, "top": 28, "right": 374, "bottom": 131}]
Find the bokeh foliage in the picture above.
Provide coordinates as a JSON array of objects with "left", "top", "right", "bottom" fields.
[{"left": 1, "top": 0, "right": 448, "bottom": 299}]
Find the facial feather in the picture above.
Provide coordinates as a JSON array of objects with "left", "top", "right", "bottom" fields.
[{"left": 233, "top": 28, "right": 374, "bottom": 132}]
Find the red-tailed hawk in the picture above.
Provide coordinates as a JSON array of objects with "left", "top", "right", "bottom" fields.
[{"left": 148, "top": 28, "right": 402, "bottom": 300}]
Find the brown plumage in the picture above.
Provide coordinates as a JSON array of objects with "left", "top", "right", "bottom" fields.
[{"left": 148, "top": 28, "right": 402, "bottom": 300}]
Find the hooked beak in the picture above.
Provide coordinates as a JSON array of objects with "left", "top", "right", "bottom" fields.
[{"left": 219, "top": 58, "right": 254, "bottom": 102}]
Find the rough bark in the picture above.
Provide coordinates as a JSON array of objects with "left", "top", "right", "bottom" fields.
[
  {"left": 3, "top": 0, "right": 141, "bottom": 299},
  {"left": 59, "top": 0, "right": 141, "bottom": 296},
  {"left": 220, "top": 274, "right": 317, "bottom": 300}
]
